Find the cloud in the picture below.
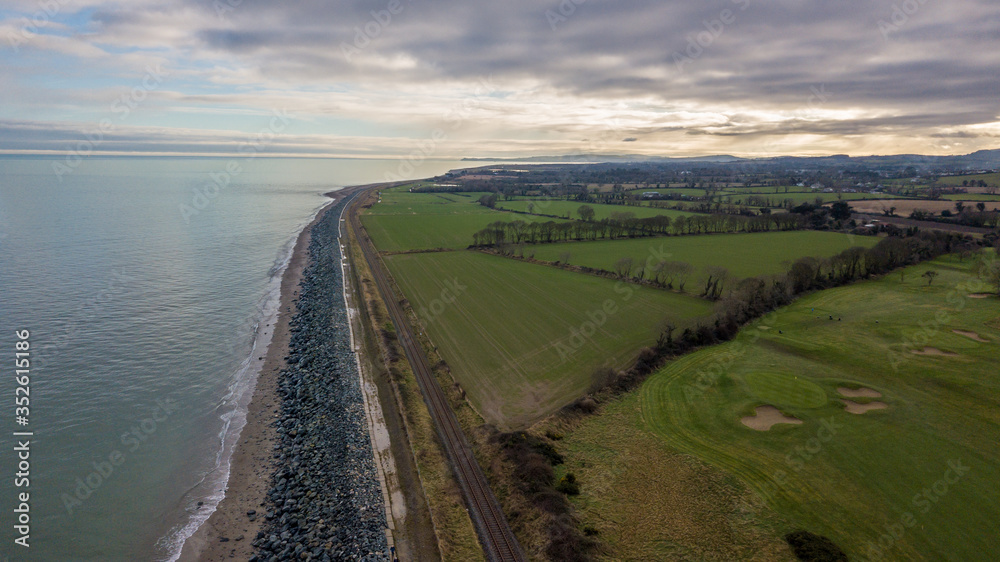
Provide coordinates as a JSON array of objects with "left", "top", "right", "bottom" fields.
[
  {"left": 1, "top": 0, "right": 999, "bottom": 157},
  {"left": 0, "top": 117, "right": 617, "bottom": 158}
]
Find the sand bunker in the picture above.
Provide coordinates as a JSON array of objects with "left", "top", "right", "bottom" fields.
[
  {"left": 741, "top": 405, "right": 803, "bottom": 431},
  {"left": 968, "top": 293, "right": 992, "bottom": 299},
  {"left": 841, "top": 399, "right": 888, "bottom": 414},
  {"left": 838, "top": 386, "right": 882, "bottom": 398},
  {"left": 953, "top": 329, "right": 989, "bottom": 342},
  {"left": 910, "top": 347, "right": 958, "bottom": 356}
]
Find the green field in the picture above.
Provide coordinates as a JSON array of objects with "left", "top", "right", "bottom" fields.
[
  {"left": 384, "top": 251, "right": 714, "bottom": 427},
  {"left": 728, "top": 185, "right": 816, "bottom": 194},
  {"left": 553, "top": 385, "right": 797, "bottom": 560},
  {"left": 615, "top": 257, "right": 1000, "bottom": 560},
  {"left": 364, "top": 190, "right": 494, "bottom": 215},
  {"left": 362, "top": 178, "right": 1000, "bottom": 558},
  {"left": 495, "top": 199, "right": 695, "bottom": 221},
  {"left": 529, "top": 231, "right": 880, "bottom": 280},
  {"left": 361, "top": 188, "right": 574, "bottom": 251},
  {"left": 623, "top": 187, "right": 732, "bottom": 197},
  {"left": 722, "top": 191, "right": 906, "bottom": 206},
  {"left": 362, "top": 213, "right": 568, "bottom": 252},
  {"left": 940, "top": 193, "right": 1000, "bottom": 203},
  {"left": 935, "top": 173, "right": 1000, "bottom": 187}
]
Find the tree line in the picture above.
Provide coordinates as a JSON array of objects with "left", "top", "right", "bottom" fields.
[
  {"left": 585, "top": 230, "right": 990, "bottom": 395},
  {"left": 516, "top": 230, "right": 973, "bottom": 305},
  {"left": 909, "top": 204, "right": 1000, "bottom": 229},
  {"left": 471, "top": 212, "right": 805, "bottom": 247}
]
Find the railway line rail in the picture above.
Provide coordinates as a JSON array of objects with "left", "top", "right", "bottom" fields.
[{"left": 346, "top": 188, "right": 528, "bottom": 562}]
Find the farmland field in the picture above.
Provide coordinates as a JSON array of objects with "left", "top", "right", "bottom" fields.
[
  {"left": 495, "top": 199, "right": 695, "bottom": 220},
  {"left": 934, "top": 172, "right": 1000, "bottom": 187},
  {"left": 362, "top": 188, "right": 585, "bottom": 251},
  {"left": 529, "top": 231, "right": 880, "bottom": 280},
  {"left": 848, "top": 199, "right": 1000, "bottom": 215},
  {"left": 556, "top": 256, "right": 1000, "bottom": 561},
  {"left": 364, "top": 190, "right": 494, "bottom": 215},
  {"left": 583, "top": 183, "right": 715, "bottom": 192},
  {"left": 727, "top": 185, "right": 816, "bottom": 194},
  {"left": 722, "top": 191, "right": 906, "bottom": 206},
  {"left": 361, "top": 212, "right": 568, "bottom": 252},
  {"left": 940, "top": 193, "right": 1000, "bottom": 202},
  {"left": 383, "top": 250, "right": 714, "bottom": 427},
  {"left": 623, "top": 187, "right": 735, "bottom": 197}
]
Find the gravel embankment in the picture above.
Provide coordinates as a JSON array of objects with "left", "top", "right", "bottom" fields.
[{"left": 251, "top": 197, "right": 389, "bottom": 562}]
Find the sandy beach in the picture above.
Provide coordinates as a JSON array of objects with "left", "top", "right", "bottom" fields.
[{"left": 178, "top": 186, "right": 363, "bottom": 561}]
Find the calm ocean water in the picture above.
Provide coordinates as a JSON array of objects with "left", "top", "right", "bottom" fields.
[{"left": 0, "top": 156, "right": 486, "bottom": 561}]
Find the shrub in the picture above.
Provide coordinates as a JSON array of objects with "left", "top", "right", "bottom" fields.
[
  {"left": 589, "top": 366, "right": 617, "bottom": 393},
  {"left": 580, "top": 397, "right": 599, "bottom": 413},
  {"left": 545, "top": 514, "right": 598, "bottom": 562},
  {"left": 532, "top": 489, "right": 570, "bottom": 515},
  {"left": 784, "top": 530, "right": 848, "bottom": 562},
  {"left": 519, "top": 457, "right": 555, "bottom": 494},
  {"left": 556, "top": 473, "right": 580, "bottom": 496},
  {"left": 534, "top": 440, "right": 565, "bottom": 466},
  {"left": 490, "top": 427, "right": 597, "bottom": 560}
]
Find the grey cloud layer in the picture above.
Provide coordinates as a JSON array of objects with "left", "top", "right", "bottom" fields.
[
  {"left": 7, "top": 0, "right": 1000, "bottom": 154},
  {"left": 140, "top": 0, "right": 999, "bottom": 130}
]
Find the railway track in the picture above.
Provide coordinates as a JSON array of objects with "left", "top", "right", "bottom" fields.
[{"left": 345, "top": 189, "right": 528, "bottom": 562}]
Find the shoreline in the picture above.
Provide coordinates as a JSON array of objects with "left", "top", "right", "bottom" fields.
[{"left": 179, "top": 185, "right": 367, "bottom": 561}]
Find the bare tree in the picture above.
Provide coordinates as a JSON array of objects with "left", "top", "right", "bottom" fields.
[
  {"left": 657, "top": 320, "right": 677, "bottom": 348},
  {"left": 788, "top": 257, "right": 818, "bottom": 293},
  {"left": 975, "top": 255, "right": 1000, "bottom": 295},
  {"left": 669, "top": 261, "right": 694, "bottom": 292},
  {"left": 589, "top": 367, "right": 617, "bottom": 393},
  {"left": 614, "top": 257, "right": 634, "bottom": 278},
  {"left": 701, "top": 266, "right": 731, "bottom": 300},
  {"left": 651, "top": 260, "right": 668, "bottom": 286}
]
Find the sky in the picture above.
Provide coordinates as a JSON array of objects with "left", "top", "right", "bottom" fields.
[{"left": 1, "top": 0, "right": 999, "bottom": 159}]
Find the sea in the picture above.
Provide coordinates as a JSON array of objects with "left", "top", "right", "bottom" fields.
[{"left": 0, "top": 156, "right": 492, "bottom": 561}]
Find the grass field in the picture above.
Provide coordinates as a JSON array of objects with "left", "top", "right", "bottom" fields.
[
  {"left": 383, "top": 251, "right": 714, "bottom": 427},
  {"left": 624, "top": 187, "right": 734, "bottom": 197},
  {"left": 529, "top": 231, "right": 880, "bottom": 280},
  {"left": 361, "top": 187, "right": 576, "bottom": 251},
  {"left": 940, "top": 193, "right": 1000, "bottom": 202},
  {"left": 849, "top": 199, "right": 1000, "bottom": 215},
  {"left": 935, "top": 172, "right": 1000, "bottom": 187},
  {"left": 722, "top": 191, "right": 906, "bottom": 206},
  {"left": 552, "top": 389, "right": 797, "bottom": 561},
  {"left": 728, "top": 185, "right": 816, "bottom": 194},
  {"left": 589, "top": 256, "right": 1000, "bottom": 561},
  {"left": 495, "top": 199, "right": 695, "bottom": 221},
  {"left": 361, "top": 213, "right": 568, "bottom": 252},
  {"left": 364, "top": 190, "right": 494, "bottom": 215}
]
